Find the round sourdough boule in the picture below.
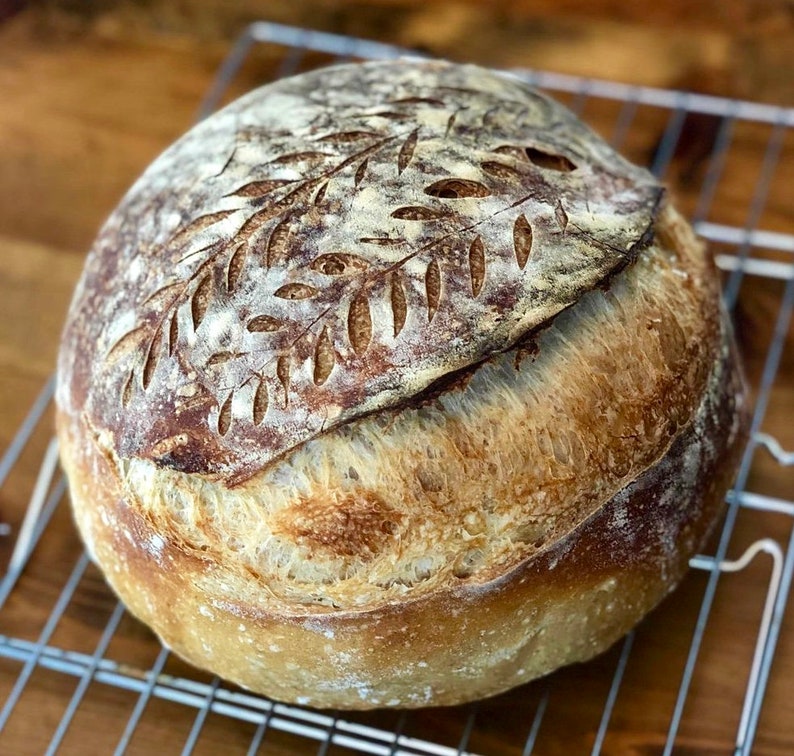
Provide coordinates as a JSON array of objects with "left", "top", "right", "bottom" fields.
[{"left": 56, "top": 60, "right": 748, "bottom": 709}]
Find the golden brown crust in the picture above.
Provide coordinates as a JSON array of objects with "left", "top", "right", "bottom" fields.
[
  {"left": 56, "top": 306, "right": 746, "bottom": 708},
  {"left": 57, "top": 199, "right": 749, "bottom": 707},
  {"left": 56, "top": 61, "right": 749, "bottom": 709}
]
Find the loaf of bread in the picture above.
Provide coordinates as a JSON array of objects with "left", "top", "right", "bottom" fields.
[{"left": 56, "top": 60, "right": 748, "bottom": 709}]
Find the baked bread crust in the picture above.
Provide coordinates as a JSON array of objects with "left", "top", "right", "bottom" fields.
[
  {"left": 56, "top": 61, "right": 748, "bottom": 709},
  {"left": 56, "top": 60, "right": 662, "bottom": 485}
]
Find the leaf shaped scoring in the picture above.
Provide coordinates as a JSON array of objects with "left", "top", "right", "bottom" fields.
[
  {"left": 397, "top": 129, "right": 418, "bottom": 174},
  {"left": 83, "top": 61, "right": 664, "bottom": 486},
  {"left": 121, "top": 371, "right": 134, "bottom": 408},
  {"left": 425, "top": 259, "right": 441, "bottom": 322},
  {"left": 276, "top": 354, "right": 291, "bottom": 408},
  {"left": 481, "top": 160, "right": 522, "bottom": 180},
  {"left": 106, "top": 326, "right": 149, "bottom": 363},
  {"left": 165, "top": 209, "right": 237, "bottom": 250},
  {"left": 314, "top": 181, "right": 329, "bottom": 206},
  {"left": 142, "top": 281, "right": 183, "bottom": 309},
  {"left": 266, "top": 218, "right": 292, "bottom": 268},
  {"left": 227, "top": 178, "right": 294, "bottom": 198},
  {"left": 525, "top": 146, "right": 576, "bottom": 172},
  {"left": 191, "top": 274, "right": 213, "bottom": 328},
  {"left": 513, "top": 215, "right": 533, "bottom": 270},
  {"left": 390, "top": 272, "right": 407, "bottom": 337},
  {"left": 468, "top": 236, "right": 486, "bottom": 297},
  {"left": 348, "top": 293, "right": 372, "bottom": 355},
  {"left": 141, "top": 336, "right": 160, "bottom": 390},
  {"left": 313, "top": 326, "right": 336, "bottom": 385},
  {"left": 247, "top": 314, "right": 284, "bottom": 332},
  {"left": 207, "top": 351, "right": 240, "bottom": 366},
  {"left": 318, "top": 130, "right": 379, "bottom": 143},
  {"left": 226, "top": 244, "right": 246, "bottom": 292},
  {"left": 269, "top": 151, "right": 331, "bottom": 165},
  {"left": 310, "top": 253, "right": 370, "bottom": 276},
  {"left": 252, "top": 380, "right": 268, "bottom": 425},
  {"left": 273, "top": 283, "right": 318, "bottom": 300},
  {"left": 280, "top": 180, "right": 321, "bottom": 209},
  {"left": 218, "top": 393, "right": 233, "bottom": 436},
  {"left": 493, "top": 145, "right": 528, "bottom": 161},
  {"left": 424, "top": 178, "right": 490, "bottom": 199},
  {"left": 391, "top": 206, "right": 447, "bottom": 221},
  {"left": 168, "top": 312, "right": 179, "bottom": 356},
  {"left": 237, "top": 206, "right": 280, "bottom": 246},
  {"left": 354, "top": 158, "right": 368, "bottom": 187}
]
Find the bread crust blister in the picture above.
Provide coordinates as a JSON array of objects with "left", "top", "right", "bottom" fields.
[{"left": 56, "top": 61, "right": 748, "bottom": 709}]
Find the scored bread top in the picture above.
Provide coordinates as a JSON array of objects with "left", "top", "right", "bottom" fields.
[{"left": 57, "top": 60, "right": 663, "bottom": 484}]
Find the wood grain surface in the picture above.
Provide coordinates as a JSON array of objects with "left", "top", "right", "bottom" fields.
[{"left": 0, "top": 2, "right": 792, "bottom": 754}]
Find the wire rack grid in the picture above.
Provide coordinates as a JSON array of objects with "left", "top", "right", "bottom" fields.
[{"left": 1, "top": 20, "right": 793, "bottom": 756}]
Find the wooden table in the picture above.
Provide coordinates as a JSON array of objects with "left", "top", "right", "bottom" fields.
[{"left": 0, "top": 3, "right": 793, "bottom": 754}]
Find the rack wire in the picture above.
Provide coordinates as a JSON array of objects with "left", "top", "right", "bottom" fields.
[{"left": 1, "top": 20, "right": 793, "bottom": 755}]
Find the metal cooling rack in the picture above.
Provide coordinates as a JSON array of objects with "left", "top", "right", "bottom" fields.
[{"left": 1, "top": 21, "right": 793, "bottom": 756}]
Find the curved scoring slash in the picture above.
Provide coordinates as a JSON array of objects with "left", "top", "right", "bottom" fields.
[
  {"left": 141, "top": 281, "right": 183, "bottom": 309},
  {"left": 525, "top": 147, "right": 577, "bottom": 172},
  {"left": 206, "top": 351, "right": 241, "bottom": 367},
  {"left": 314, "top": 181, "right": 329, "bottom": 206},
  {"left": 121, "top": 371, "right": 134, "bottom": 408},
  {"left": 354, "top": 158, "right": 368, "bottom": 187},
  {"left": 397, "top": 129, "right": 419, "bottom": 175},
  {"left": 168, "top": 311, "right": 179, "bottom": 356},
  {"left": 555, "top": 199, "right": 569, "bottom": 233}
]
